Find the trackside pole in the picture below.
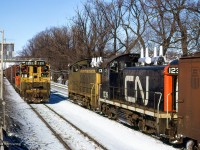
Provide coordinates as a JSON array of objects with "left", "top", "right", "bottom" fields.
[
  {"left": 0, "top": 127, "right": 4, "bottom": 150},
  {"left": 0, "top": 101, "right": 5, "bottom": 150},
  {"left": 0, "top": 30, "right": 4, "bottom": 150}
]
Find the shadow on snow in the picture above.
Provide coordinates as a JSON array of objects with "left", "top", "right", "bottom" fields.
[{"left": 47, "top": 91, "right": 68, "bottom": 104}]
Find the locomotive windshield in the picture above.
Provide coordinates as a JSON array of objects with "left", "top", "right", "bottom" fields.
[
  {"left": 110, "top": 61, "right": 118, "bottom": 73},
  {"left": 21, "top": 66, "right": 28, "bottom": 73},
  {"left": 33, "top": 66, "right": 37, "bottom": 73},
  {"left": 110, "top": 61, "right": 135, "bottom": 73},
  {"left": 41, "top": 65, "right": 50, "bottom": 77},
  {"left": 119, "top": 61, "right": 133, "bottom": 70},
  {"left": 42, "top": 66, "right": 49, "bottom": 72}
]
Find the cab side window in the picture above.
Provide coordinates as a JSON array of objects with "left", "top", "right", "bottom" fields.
[
  {"left": 110, "top": 61, "right": 118, "bottom": 73},
  {"left": 73, "top": 65, "right": 79, "bottom": 72}
]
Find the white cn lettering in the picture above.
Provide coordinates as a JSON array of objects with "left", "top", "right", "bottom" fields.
[
  {"left": 125, "top": 75, "right": 149, "bottom": 106},
  {"left": 125, "top": 76, "right": 136, "bottom": 103}
]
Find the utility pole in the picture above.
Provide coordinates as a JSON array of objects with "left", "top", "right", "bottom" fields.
[
  {"left": 0, "top": 30, "right": 3, "bottom": 101},
  {"left": 0, "top": 30, "right": 5, "bottom": 150}
]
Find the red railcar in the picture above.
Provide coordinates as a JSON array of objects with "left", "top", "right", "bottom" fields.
[
  {"left": 4, "top": 65, "right": 20, "bottom": 89},
  {"left": 178, "top": 52, "right": 200, "bottom": 149}
]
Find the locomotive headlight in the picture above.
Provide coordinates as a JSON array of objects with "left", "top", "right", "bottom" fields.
[{"left": 22, "top": 74, "right": 27, "bottom": 78}]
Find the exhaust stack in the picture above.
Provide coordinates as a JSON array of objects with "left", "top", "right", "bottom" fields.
[
  {"left": 159, "top": 46, "right": 163, "bottom": 56},
  {"left": 138, "top": 48, "right": 151, "bottom": 65}
]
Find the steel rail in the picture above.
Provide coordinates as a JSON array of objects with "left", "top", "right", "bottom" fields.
[
  {"left": 44, "top": 104, "right": 107, "bottom": 150},
  {"left": 29, "top": 104, "right": 72, "bottom": 150},
  {"left": 51, "top": 82, "right": 68, "bottom": 90}
]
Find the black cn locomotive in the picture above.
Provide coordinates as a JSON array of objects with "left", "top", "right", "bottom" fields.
[
  {"left": 68, "top": 47, "right": 200, "bottom": 149},
  {"left": 99, "top": 52, "right": 178, "bottom": 139}
]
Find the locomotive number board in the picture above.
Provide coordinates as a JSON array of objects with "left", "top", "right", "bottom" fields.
[
  {"left": 23, "top": 61, "right": 46, "bottom": 66},
  {"left": 168, "top": 67, "right": 178, "bottom": 74}
]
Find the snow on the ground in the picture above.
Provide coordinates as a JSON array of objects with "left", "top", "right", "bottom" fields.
[
  {"left": 32, "top": 104, "right": 103, "bottom": 150},
  {"left": 4, "top": 78, "right": 179, "bottom": 150},
  {"left": 4, "top": 79, "right": 65, "bottom": 150},
  {"left": 47, "top": 100, "right": 178, "bottom": 150}
]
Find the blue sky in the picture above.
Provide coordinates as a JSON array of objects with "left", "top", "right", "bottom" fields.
[{"left": 0, "top": 0, "right": 84, "bottom": 55}]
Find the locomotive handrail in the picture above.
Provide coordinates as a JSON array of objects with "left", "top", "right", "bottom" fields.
[
  {"left": 90, "top": 83, "right": 95, "bottom": 106},
  {"left": 166, "top": 93, "right": 172, "bottom": 129},
  {"left": 98, "top": 84, "right": 102, "bottom": 108},
  {"left": 154, "top": 92, "right": 162, "bottom": 135}
]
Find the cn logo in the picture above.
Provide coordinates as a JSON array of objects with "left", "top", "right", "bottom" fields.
[{"left": 125, "top": 76, "right": 149, "bottom": 106}]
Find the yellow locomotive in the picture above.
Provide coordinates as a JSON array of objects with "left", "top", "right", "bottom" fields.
[
  {"left": 68, "top": 59, "right": 102, "bottom": 110},
  {"left": 19, "top": 60, "right": 51, "bottom": 103},
  {"left": 5, "top": 60, "right": 51, "bottom": 103}
]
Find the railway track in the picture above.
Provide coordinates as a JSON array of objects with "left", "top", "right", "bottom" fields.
[
  {"left": 44, "top": 104, "right": 107, "bottom": 150},
  {"left": 51, "top": 82, "right": 68, "bottom": 95},
  {"left": 29, "top": 104, "right": 72, "bottom": 150},
  {"left": 50, "top": 83, "right": 182, "bottom": 150},
  {"left": 29, "top": 103, "right": 107, "bottom": 150}
]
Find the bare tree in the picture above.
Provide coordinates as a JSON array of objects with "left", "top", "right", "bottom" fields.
[
  {"left": 84, "top": 0, "right": 112, "bottom": 56},
  {"left": 71, "top": 8, "right": 96, "bottom": 58},
  {"left": 166, "top": 0, "right": 200, "bottom": 55},
  {"left": 20, "top": 27, "right": 72, "bottom": 70},
  {"left": 20, "top": 0, "right": 199, "bottom": 69},
  {"left": 122, "top": 0, "right": 148, "bottom": 53},
  {"left": 141, "top": 0, "right": 177, "bottom": 55},
  {"left": 141, "top": 0, "right": 199, "bottom": 55},
  {"left": 98, "top": 0, "right": 127, "bottom": 54}
]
